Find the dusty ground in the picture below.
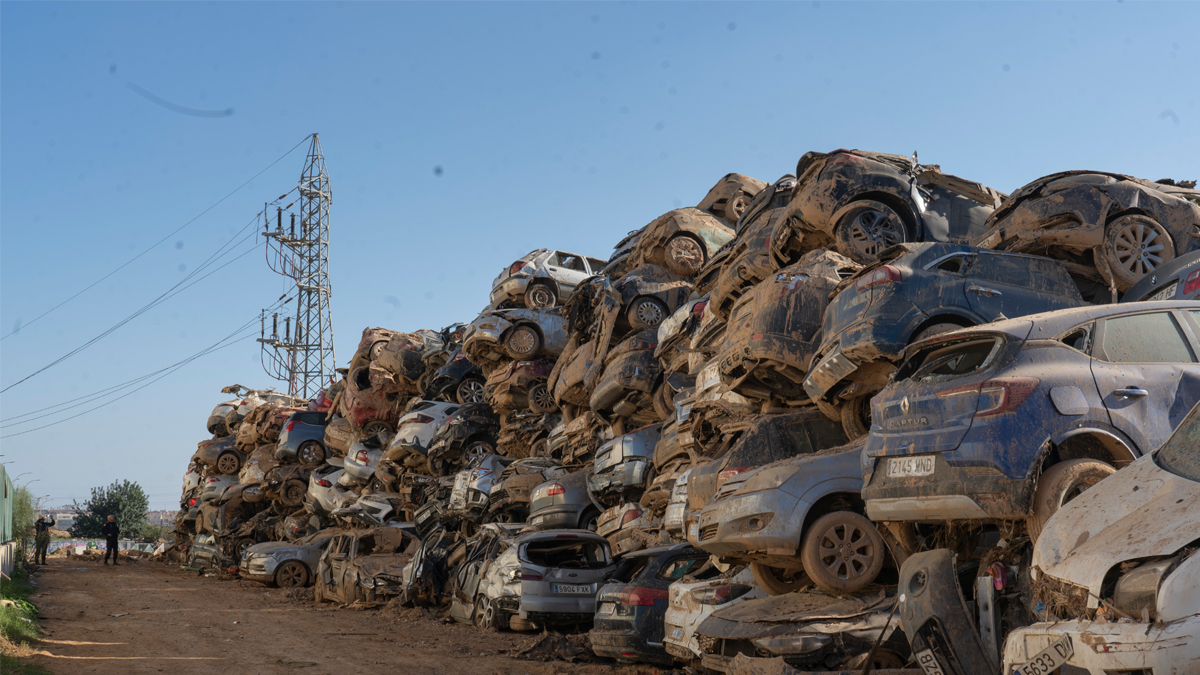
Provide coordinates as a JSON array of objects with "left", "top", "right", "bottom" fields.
[{"left": 26, "top": 557, "right": 653, "bottom": 675}]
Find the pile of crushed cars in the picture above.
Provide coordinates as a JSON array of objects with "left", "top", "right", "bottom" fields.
[{"left": 175, "top": 153, "right": 1200, "bottom": 675}]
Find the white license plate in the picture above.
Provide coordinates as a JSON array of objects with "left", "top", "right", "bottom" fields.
[
  {"left": 555, "top": 584, "right": 592, "bottom": 594},
  {"left": 1147, "top": 281, "right": 1178, "bottom": 301},
  {"left": 669, "top": 627, "right": 683, "bottom": 639},
  {"left": 888, "top": 456, "right": 935, "bottom": 478},
  {"left": 914, "top": 649, "right": 946, "bottom": 675},
  {"left": 598, "top": 602, "right": 616, "bottom": 615},
  {"left": 697, "top": 363, "right": 720, "bottom": 392},
  {"left": 689, "top": 523, "right": 699, "bottom": 539},
  {"left": 1014, "top": 636, "right": 1073, "bottom": 675}
]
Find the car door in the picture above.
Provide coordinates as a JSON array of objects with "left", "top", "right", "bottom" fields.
[
  {"left": 545, "top": 251, "right": 590, "bottom": 297},
  {"left": 327, "top": 535, "right": 354, "bottom": 602},
  {"left": 1090, "top": 309, "right": 1200, "bottom": 452},
  {"left": 962, "top": 252, "right": 1055, "bottom": 322},
  {"left": 317, "top": 535, "right": 341, "bottom": 596}
]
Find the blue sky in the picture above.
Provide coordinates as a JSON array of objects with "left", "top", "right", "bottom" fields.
[{"left": 2, "top": 2, "right": 1196, "bottom": 509}]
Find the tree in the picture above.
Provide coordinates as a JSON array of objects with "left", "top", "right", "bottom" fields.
[
  {"left": 70, "top": 480, "right": 148, "bottom": 540},
  {"left": 11, "top": 484, "right": 37, "bottom": 553},
  {"left": 140, "top": 523, "right": 172, "bottom": 543}
]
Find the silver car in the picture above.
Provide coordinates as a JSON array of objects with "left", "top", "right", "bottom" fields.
[
  {"left": 516, "top": 530, "right": 616, "bottom": 625},
  {"left": 587, "top": 424, "right": 662, "bottom": 507},
  {"left": 342, "top": 432, "right": 389, "bottom": 484},
  {"left": 393, "top": 401, "right": 460, "bottom": 453},
  {"left": 239, "top": 528, "right": 340, "bottom": 588},
  {"left": 490, "top": 249, "right": 607, "bottom": 309},
  {"left": 462, "top": 307, "right": 569, "bottom": 366}
]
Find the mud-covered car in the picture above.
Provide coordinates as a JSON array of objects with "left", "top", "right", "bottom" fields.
[
  {"left": 207, "top": 399, "right": 241, "bottom": 436},
  {"left": 274, "top": 410, "right": 330, "bottom": 466},
  {"left": 463, "top": 307, "right": 568, "bottom": 368},
  {"left": 864, "top": 302, "right": 1200, "bottom": 544},
  {"left": 515, "top": 529, "right": 616, "bottom": 626},
  {"left": 447, "top": 524, "right": 528, "bottom": 630},
  {"left": 977, "top": 171, "right": 1200, "bottom": 292},
  {"left": 591, "top": 544, "right": 713, "bottom": 666},
  {"left": 490, "top": 249, "right": 607, "bottom": 309},
  {"left": 693, "top": 590, "right": 908, "bottom": 673},
  {"left": 529, "top": 468, "right": 600, "bottom": 532},
  {"left": 663, "top": 564, "right": 766, "bottom": 665},
  {"left": 777, "top": 149, "right": 1004, "bottom": 264},
  {"left": 342, "top": 432, "right": 390, "bottom": 484},
  {"left": 239, "top": 528, "right": 340, "bottom": 588},
  {"left": 805, "top": 243, "right": 1086, "bottom": 437},
  {"left": 717, "top": 250, "right": 862, "bottom": 402},
  {"left": 1000, "top": 401, "right": 1200, "bottom": 675},
  {"left": 195, "top": 435, "right": 243, "bottom": 476},
  {"left": 186, "top": 533, "right": 226, "bottom": 571},
  {"left": 423, "top": 349, "right": 485, "bottom": 404},
  {"left": 597, "top": 501, "right": 658, "bottom": 556},
  {"left": 588, "top": 423, "right": 662, "bottom": 506},
  {"left": 305, "top": 465, "right": 359, "bottom": 518},
  {"left": 696, "top": 438, "right": 885, "bottom": 596},
  {"left": 425, "top": 403, "right": 499, "bottom": 476},
  {"left": 200, "top": 473, "right": 239, "bottom": 503},
  {"left": 314, "top": 525, "right": 420, "bottom": 604},
  {"left": 391, "top": 400, "right": 461, "bottom": 456},
  {"left": 612, "top": 265, "right": 695, "bottom": 331},
  {"left": 484, "top": 358, "right": 556, "bottom": 413},
  {"left": 589, "top": 331, "right": 662, "bottom": 425},
  {"left": 1122, "top": 249, "right": 1200, "bottom": 302},
  {"left": 482, "top": 456, "right": 567, "bottom": 524}
]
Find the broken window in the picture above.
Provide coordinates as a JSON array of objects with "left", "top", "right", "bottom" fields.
[
  {"left": 930, "top": 254, "right": 972, "bottom": 274},
  {"left": 657, "top": 556, "right": 710, "bottom": 581},
  {"left": 897, "top": 338, "right": 1002, "bottom": 383},
  {"left": 1101, "top": 312, "right": 1196, "bottom": 364},
  {"left": 610, "top": 556, "right": 652, "bottom": 583},
  {"left": 557, "top": 255, "right": 586, "bottom": 272},
  {"left": 1060, "top": 323, "right": 1094, "bottom": 354},
  {"left": 1156, "top": 404, "right": 1200, "bottom": 481},
  {"left": 586, "top": 258, "right": 607, "bottom": 273},
  {"left": 522, "top": 539, "right": 609, "bottom": 569}
]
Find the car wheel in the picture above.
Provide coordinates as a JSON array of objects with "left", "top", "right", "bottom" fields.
[
  {"left": 524, "top": 282, "right": 557, "bottom": 309},
  {"left": 1028, "top": 459, "right": 1116, "bottom": 543},
  {"left": 664, "top": 234, "right": 706, "bottom": 276},
  {"left": 911, "top": 322, "right": 964, "bottom": 344},
  {"left": 465, "top": 440, "right": 494, "bottom": 463},
  {"left": 652, "top": 383, "right": 674, "bottom": 421},
  {"left": 368, "top": 478, "right": 387, "bottom": 493},
  {"left": 627, "top": 296, "right": 669, "bottom": 330},
  {"left": 281, "top": 479, "right": 308, "bottom": 507},
  {"left": 297, "top": 441, "right": 326, "bottom": 466},
  {"left": 505, "top": 325, "right": 543, "bottom": 360},
  {"left": 363, "top": 420, "right": 394, "bottom": 436},
  {"left": 275, "top": 560, "right": 309, "bottom": 588},
  {"left": 456, "top": 377, "right": 486, "bottom": 404},
  {"left": 216, "top": 451, "right": 241, "bottom": 475},
  {"left": 527, "top": 381, "right": 558, "bottom": 414},
  {"left": 579, "top": 509, "right": 599, "bottom": 532},
  {"left": 1100, "top": 215, "right": 1175, "bottom": 292},
  {"left": 725, "top": 192, "right": 752, "bottom": 224},
  {"left": 800, "top": 511, "right": 885, "bottom": 594},
  {"left": 234, "top": 537, "right": 255, "bottom": 559},
  {"left": 473, "top": 595, "right": 492, "bottom": 629},
  {"left": 833, "top": 200, "right": 908, "bottom": 264},
  {"left": 840, "top": 396, "right": 871, "bottom": 440},
  {"left": 751, "top": 563, "right": 810, "bottom": 596},
  {"left": 416, "top": 370, "right": 432, "bottom": 397}
]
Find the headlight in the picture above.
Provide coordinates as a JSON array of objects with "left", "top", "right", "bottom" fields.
[
  {"left": 751, "top": 634, "right": 831, "bottom": 656},
  {"left": 690, "top": 584, "right": 753, "bottom": 605},
  {"left": 1113, "top": 558, "right": 1176, "bottom": 618},
  {"left": 360, "top": 577, "right": 376, "bottom": 588}
]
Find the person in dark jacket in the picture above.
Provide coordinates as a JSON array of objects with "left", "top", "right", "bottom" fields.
[
  {"left": 101, "top": 515, "right": 120, "bottom": 565},
  {"left": 35, "top": 514, "right": 55, "bottom": 564}
]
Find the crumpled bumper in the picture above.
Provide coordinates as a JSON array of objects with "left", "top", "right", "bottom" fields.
[{"left": 1002, "top": 614, "right": 1200, "bottom": 675}]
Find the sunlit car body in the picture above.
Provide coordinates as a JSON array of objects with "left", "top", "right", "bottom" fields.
[
  {"left": 274, "top": 410, "right": 330, "bottom": 466},
  {"left": 239, "top": 528, "right": 340, "bottom": 588},
  {"left": 663, "top": 564, "right": 766, "bottom": 664},
  {"left": 1121, "top": 249, "right": 1200, "bottom": 302},
  {"left": 314, "top": 525, "right": 420, "bottom": 603},
  {"left": 462, "top": 307, "right": 568, "bottom": 369},
  {"left": 490, "top": 248, "right": 606, "bottom": 309}
]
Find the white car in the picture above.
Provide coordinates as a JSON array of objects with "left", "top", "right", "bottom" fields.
[
  {"left": 392, "top": 401, "right": 461, "bottom": 453},
  {"left": 663, "top": 564, "right": 766, "bottom": 663},
  {"left": 1001, "top": 402, "right": 1200, "bottom": 675},
  {"left": 489, "top": 249, "right": 607, "bottom": 309}
]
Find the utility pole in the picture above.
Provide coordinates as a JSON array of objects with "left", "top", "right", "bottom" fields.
[{"left": 259, "top": 133, "right": 336, "bottom": 398}]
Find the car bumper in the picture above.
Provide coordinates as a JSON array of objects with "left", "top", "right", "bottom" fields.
[
  {"left": 528, "top": 505, "right": 583, "bottom": 530},
  {"left": 862, "top": 451, "right": 1030, "bottom": 521},
  {"left": 590, "top": 629, "right": 673, "bottom": 665},
  {"left": 697, "top": 491, "right": 808, "bottom": 560},
  {"left": 804, "top": 309, "right": 923, "bottom": 400},
  {"left": 490, "top": 277, "right": 530, "bottom": 307},
  {"left": 1002, "top": 614, "right": 1200, "bottom": 674},
  {"left": 238, "top": 557, "right": 280, "bottom": 581},
  {"left": 718, "top": 333, "right": 814, "bottom": 397},
  {"left": 588, "top": 460, "right": 652, "bottom": 497}
]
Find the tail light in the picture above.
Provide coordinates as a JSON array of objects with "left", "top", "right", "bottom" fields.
[
  {"left": 509, "top": 261, "right": 527, "bottom": 275},
  {"left": 452, "top": 352, "right": 467, "bottom": 361},
  {"left": 1184, "top": 269, "right": 1200, "bottom": 295},
  {"left": 520, "top": 571, "right": 543, "bottom": 581},
  {"left": 316, "top": 478, "right": 332, "bottom": 487},
  {"left": 413, "top": 414, "right": 434, "bottom": 424},
  {"left": 555, "top": 533, "right": 579, "bottom": 539},
  {"left": 356, "top": 450, "right": 370, "bottom": 463},
  {"left": 855, "top": 265, "right": 901, "bottom": 291},
  {"left": 285, "top": 421, "right": 298, "bottom": 433},
  {"left": 206, "top": 477, "right": 221, "bottom": 483},
  {"left": 691, "top": 584, "right": 753, "bottom": 605},
  {"left": 718, "top": 466, "right": 750, "bottom": 487},
  {"left": 976, "top": 377, "right": 1039, "bottom": 417},
  {"left": 619, "top": 587, "right": 669, "bottom": 606},
  {"left": 545, "top": 483, "right": 565, "bottom": 497},
  {"left": 692, "top": 301, "right": 708, "bottom": 316},
  {"left": 620, "top": 506, "right": 643, "bottom": 526},
  {"left": 188, "top": 498, "right": 198, "bottom": 507}
]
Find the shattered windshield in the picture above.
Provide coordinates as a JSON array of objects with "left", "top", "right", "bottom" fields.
[{"left": 1156, "top": 403, "right": 1200, "bottom": 482}]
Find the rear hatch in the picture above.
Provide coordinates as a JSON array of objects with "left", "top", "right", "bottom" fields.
[
  {"left": 869, "top": 330, "right": 1022, "bottom": 455},
  {"left": 822, "top": 244, "right": 921, "bottom": 342}
]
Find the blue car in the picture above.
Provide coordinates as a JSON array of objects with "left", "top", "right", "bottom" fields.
[{"left": 863, "top": 301, "right": 1200, "bottom": 541}]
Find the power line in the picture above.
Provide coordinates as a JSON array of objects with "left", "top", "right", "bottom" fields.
[{"left": 2, "top": 134, "right": 313, "bottom": 342}]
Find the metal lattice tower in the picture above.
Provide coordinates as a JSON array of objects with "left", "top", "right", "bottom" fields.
[{"left": 259, "top": 133, "right": 336, "bottom": 397}]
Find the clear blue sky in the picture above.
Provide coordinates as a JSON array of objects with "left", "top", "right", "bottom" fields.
[{"left": 2, "top": 2, "right": 1196, "bottom": 510}]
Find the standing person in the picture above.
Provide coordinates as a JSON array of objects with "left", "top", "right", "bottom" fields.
[
  {"left": 35, "top": 514, "right": 56, "bottom": 564},
  {"left": 101, "top": 515, "right": 120, "bottom": 566}
]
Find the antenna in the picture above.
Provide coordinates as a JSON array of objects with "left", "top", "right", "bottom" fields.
[{"left": 259, "top": 134, "right": 336, "bottom": 397}]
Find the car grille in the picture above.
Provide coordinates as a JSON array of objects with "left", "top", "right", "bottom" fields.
[
  {"left": 665, "top": 641, "right": 694, "bottom": 659},
  {"left": 697, "top": 633, "right": 718, "bottom": 655},
  {"left": 700, "top": 524, "right": 719, "bottom": 541}
]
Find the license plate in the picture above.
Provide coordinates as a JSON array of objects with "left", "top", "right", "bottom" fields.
[
  {"left": 1147, "top": 281, "right": 1178, "bottom": 301},
  {"left": 914, "top": 649, "right": 946, "bottom": 675},
  {"left": 555, "top": 584, "right": 592, "bottom": 594},
  {"left": 697, "top": 363, "right": 720, "bottom": 392},
  {"left": 598, "top": 602, "right": 616, "bottom": 615},
  {"left": 888, "top": 456, "right": 935, "bottom": 478},
  {"left": 669, "top": 627, "right": 683, "bottom": 639},
  {"left": 1014, "top": 636, "right": 1073, "bottom": 675},
  {"left": 689, "top": 523, "right": 699, "bottom": 539}
]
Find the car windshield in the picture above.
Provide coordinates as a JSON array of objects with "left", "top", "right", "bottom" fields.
[
  {"left": 1155, "top": 403, "right": 1200, "bottom": 482},
  {"left": 523, "top": 538, "right": 609, "bottom": 569}
]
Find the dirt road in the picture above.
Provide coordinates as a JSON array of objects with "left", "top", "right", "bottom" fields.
[{"left": 27, "top": 558, "right": 646, "bottom": 675}]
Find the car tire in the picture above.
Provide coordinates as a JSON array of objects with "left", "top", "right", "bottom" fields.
[
  {"left": 840, "top": 396, "right": 871, "bottom": 440},
  {"left": 1100, "top": 215, "right": 1175, "bottom": 292},
  {"left": 833, "top": 200, "right": 908, "bottom": 264},
  {"left": 911, "top": 322, "right": 964, "bottom": 344},
  {"left": 664, "top": 234, "right": 707, "bottom": 276},
  {"left": 751, "top": 563, "right": 810, "bottom": 596},
  {"left": 466, "top": 440, "right": 494, "bottom": 464},
  {"left": 524, "top": 282, "right": 557, "bottom": 310},
  {"left": 579, "top": 508, "right": 599, "bottom": 532},
  {"left": 725, "top": 192, "right": 752, "bottom": 224},
  {"left": 627, "top": 297, "right": 669, "bottom": 330},
  {"left": 1028, "top": 459, "right": 1116, "bottom": 543},
  {"left": 527, "top": 381, "right": 558, "bottom": 414},
  {"left": 456, "top": 377, "right": 486, "bottom": 404},
  {"left": 505, "top": 325, "right": 543, "bottom": 360},
  {"left": 234, "top": 537, "right": 255, "bottom": 560},
  {"left": 275, "top": 561, "right": 309, "bottom": 588},
  {"left": 280, "top": 479, "right": 308, "bottom": 508},
  {"left": 416, "top": 370, "right": 432, "bottom": 397},
  {"left": 216, "top": 451, "right": 242, "bottom": 475},
  {"left": 652, "top": 383, "right": 674, "bottom": 421},
  {"left": 363, "top": 420, "right": 394, "bottom": 436},
  {"left": 297, "top": 441, "right": 326, "bottom": 466},
  {"left": 473, "top": 595, "right": 492, "bottom": 630},
  {"left": 800, "top": 511, "right": 886, "bottom": 594}
]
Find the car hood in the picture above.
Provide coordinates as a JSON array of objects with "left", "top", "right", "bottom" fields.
[
  {"left": 355, "top": 554, "right": 412, "bottom": 577},
  {"left": 700, "top": 590, "right": 893, "bottom": 640},
  {"left": 246, "top": 542, "right": 309, "bottom": 558},
  {"left": 1033, "top": 452, "right": 1200, "bottom": 602}
]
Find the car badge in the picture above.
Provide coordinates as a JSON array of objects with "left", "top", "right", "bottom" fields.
[{"left": 900, "top": 397, "right": 910, "bottom": 415}]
